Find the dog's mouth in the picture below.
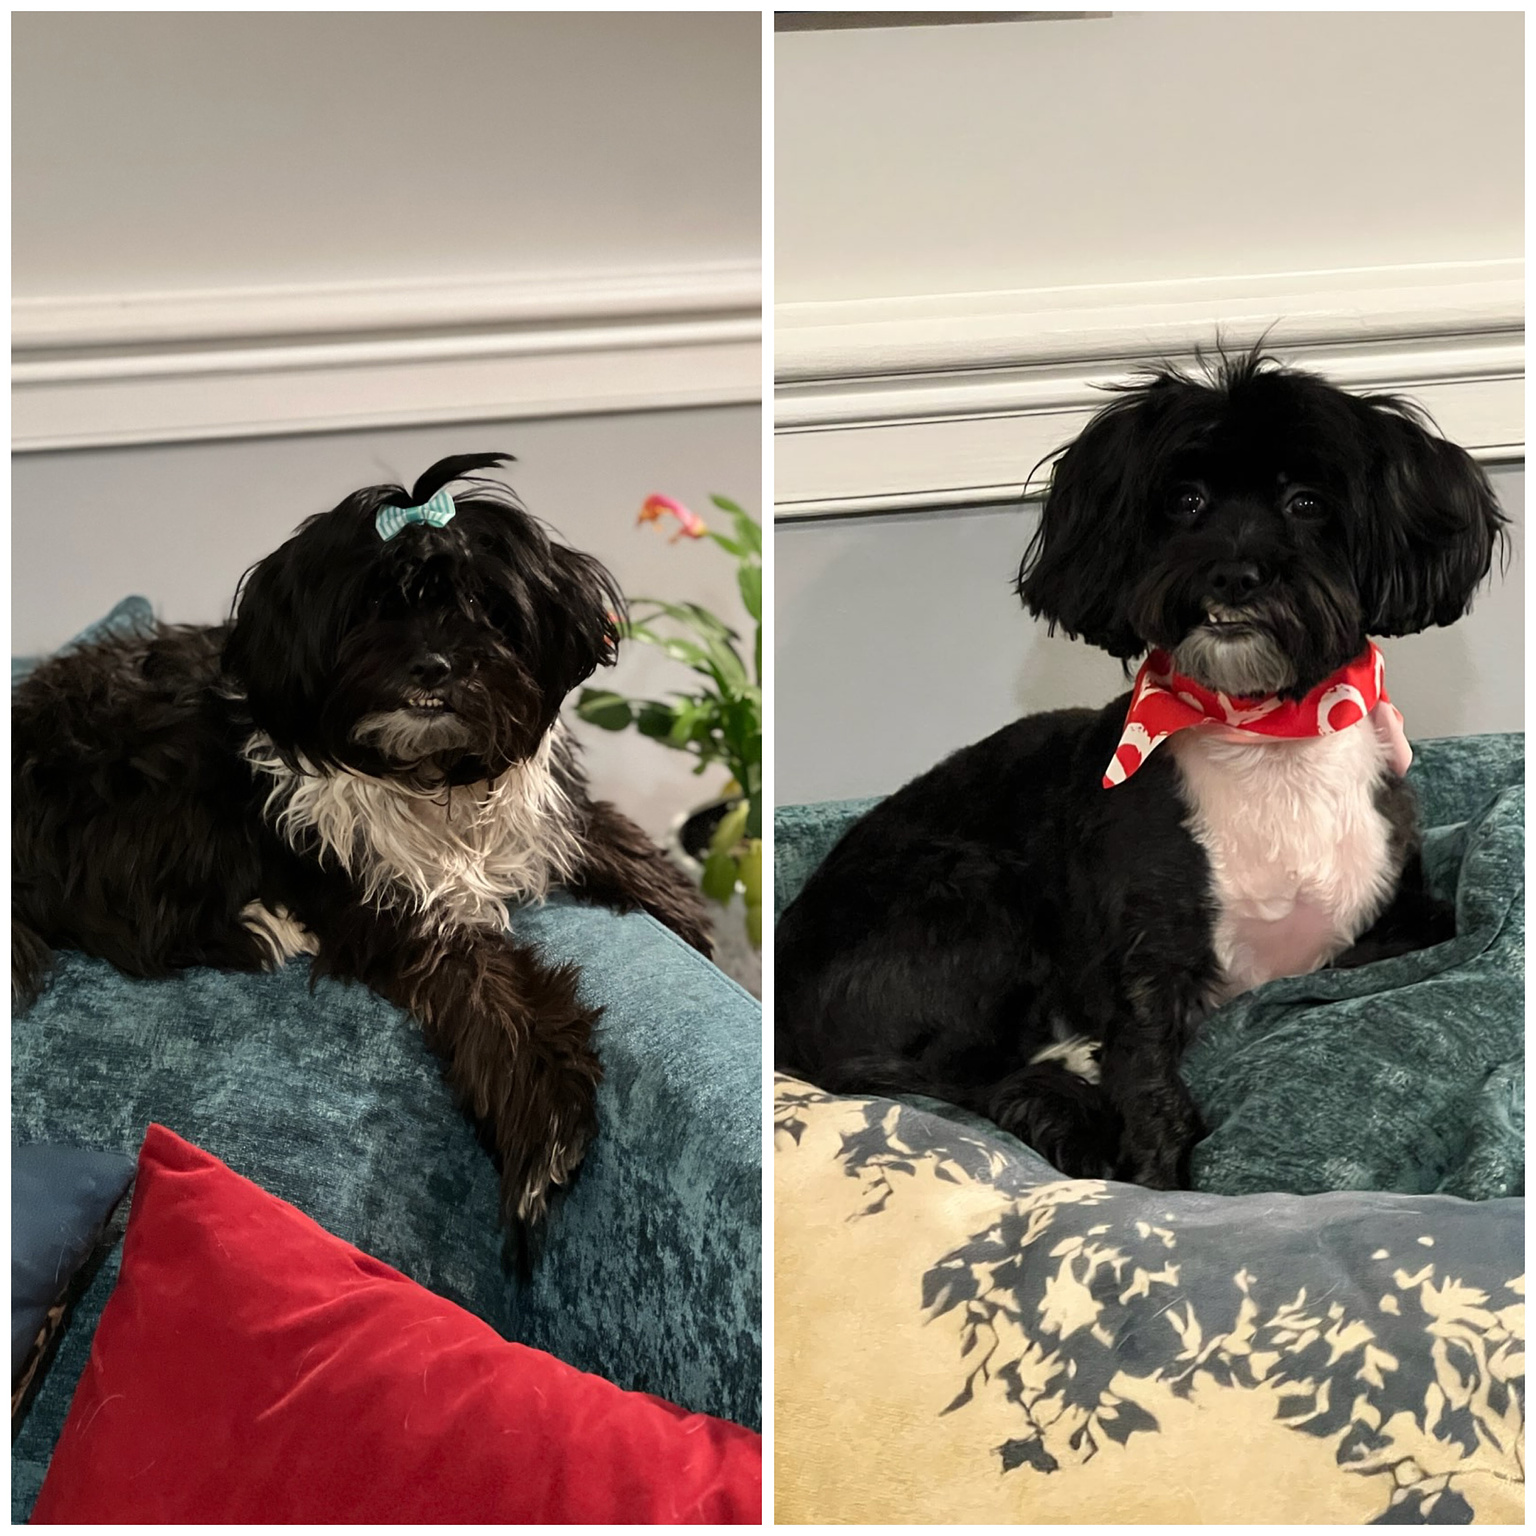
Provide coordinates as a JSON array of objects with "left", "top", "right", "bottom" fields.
[
  {"left": 353, "top": 697, "right": 473, "bottom": 760},
  {"left": 1173, "top": 608, "right": 1296, "bottom": 695},
  {"left": 1199, "top": 604, "right": 1259, "bottom": 634}
]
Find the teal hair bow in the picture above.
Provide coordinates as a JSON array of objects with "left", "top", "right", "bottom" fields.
[{"left": 375, "top": 488, "right": 457, "bottom": 541}]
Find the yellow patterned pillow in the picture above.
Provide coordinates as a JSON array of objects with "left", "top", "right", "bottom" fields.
[{"left": 775, "top": 1076, "right": 1524, "bottom": 1524}]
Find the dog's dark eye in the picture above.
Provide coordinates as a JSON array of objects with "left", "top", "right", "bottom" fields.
[
  {"left": 1286, "top": 491, "right": 1325, "bottom": 518},
  {"left": 1171, "top": 487, "right": 1206, "bottom": 521}
]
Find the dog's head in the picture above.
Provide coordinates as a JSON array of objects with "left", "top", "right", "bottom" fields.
[
  {"left": 224, "top": 453, "right": 623, "bottom": 785},
  {"left": 1017, "top": 348, "right": 1507, "bottom": 696}
]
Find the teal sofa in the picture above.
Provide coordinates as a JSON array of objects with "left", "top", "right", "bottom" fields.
[{"left": 13, "top": 600, "right": 762, "bottom": 1520}]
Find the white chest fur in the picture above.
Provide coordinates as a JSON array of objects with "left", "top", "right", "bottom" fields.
[
  {"left": 1168, "top": 723, "right": 1399, "bottom": 1002},
  {"left": 245, "top": 730, "right": 583, "bottom": 932}
]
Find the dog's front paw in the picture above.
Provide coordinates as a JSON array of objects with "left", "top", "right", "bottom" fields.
[
  {"left": 414, "top": 943, "right": 604, "bottom": 1233},
  {"left": 491, "top": 975, "right": 605, "bottom": 1229},
  {"left": 501, "top": 1031, "right": 602, "bottom": 1227},
  {"left": 987, "top": 1061, "right": 1121, "bottom": 1181},
  {"left": 1050, "top": 1136, "right": 1119, "bottom": 1183},
  {"left": 1118, "top": 1113, "right": 1204, "bottom": 1190}
]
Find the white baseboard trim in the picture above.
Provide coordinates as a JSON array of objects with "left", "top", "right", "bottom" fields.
[
  {"left": 775, "top": 261, "right": 1524, "bottom": 517},
  {"left": 13, "top": 261, "right": 762, "bottom": 451}
]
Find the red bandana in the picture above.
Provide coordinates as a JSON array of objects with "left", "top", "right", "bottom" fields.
[{"left": 1104, "top": 641, "right": 1409, "bottom": 787}]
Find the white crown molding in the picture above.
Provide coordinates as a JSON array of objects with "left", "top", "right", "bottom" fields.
[
  {"left": 13, "top": 261, "right": 762, "bottom": 350},
  {"left": 775, "top": 261, "right": 1524, "bottom": 517},
  {"left": 13, "top": 261, "right": 762, "bottom": 451}
]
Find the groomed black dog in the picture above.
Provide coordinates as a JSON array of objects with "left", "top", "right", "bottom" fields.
[
  {"left": 14, "top": 453, "right": 709, "bottom": 1228},
  {"left": 776, "top": 349, "right": 1505, "bottom": 1189}
]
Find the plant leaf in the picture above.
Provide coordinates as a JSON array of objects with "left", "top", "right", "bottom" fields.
[
  {"left": 738, "top": 838, "right": 763, "bottom": 903},
  {"left": 667, "top": 701, "right": 704, "bottom": 748},
  {"left": 737, "top": 565, "right": 761, "bottom": 621},
  {"left": 708, "top": 799, "right": 751, "bottom": 857},
  {"left": 701, "top": 848, "right": 738, "bottom": 903},
  {"left": 630, "top": 598, "right": 740, "bottom": 642},
  {"left": 708, "top": 496, "right": 762, "bottom": 556},
  {"left": 706, "top": 531, "right": 747, "bottom": 558},
  {"left": 573, "top": 689, "right": 633, "bottom": 730},
  {"left": 636, "top": 701, "right": 682, "bottom": 740},
  {"left": 654, "top": 636, "right": 711, "bottom": 669}
]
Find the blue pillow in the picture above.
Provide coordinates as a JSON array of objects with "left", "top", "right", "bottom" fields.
[
  {"left": 12, "top": 1145, "right": 136, "bottom": 1384},
  {"left": 13, "top": 594, "right": 155, "bottom": 686}
]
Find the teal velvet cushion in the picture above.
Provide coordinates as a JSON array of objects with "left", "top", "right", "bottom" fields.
[
  {"left": 774, "top": 734, "right": 1524, "bottom": 1202},
  {"left": 773, "top": 796, "right": 879, "bottom": 922},
  {"left": 12, "top": 604, "right": 762, "bottom": 1518}
]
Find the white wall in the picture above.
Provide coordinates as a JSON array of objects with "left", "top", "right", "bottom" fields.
[
  {"left": 776, "top": 467, "right": 1524, "bottom": 806},
  {"left": 12, "top": 14, "right": 761, "bottom": 455},
  {"left": 14, "top": 11, "right": 759, "bottom": 295},
  {"left": 777, "top": 11, "right": 1521, "bottom": 302},
  {"left": 774, "top": 12, "right": 1523, "bottom": 518}
]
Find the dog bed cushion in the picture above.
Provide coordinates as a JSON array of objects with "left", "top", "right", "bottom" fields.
[
  {"left": 33, "top": 1125, "right": 761, "bottom": 1524},
  {"left": 774, "top": 1075, "right": 1525, "bottom": 1524},
  {"left": 774, "top": 732, "right": 1524, "bottom": 1201},
  {"left": 11, "top": 1146, "right": 135, "bottom": 1398},
  {"left": 1184, "top": 760, "right": 1523, "bottom": 1199}
]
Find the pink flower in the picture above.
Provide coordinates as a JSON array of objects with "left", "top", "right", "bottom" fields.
[{"left": 637, "top": 494, "right": 707, "bottom": 542}]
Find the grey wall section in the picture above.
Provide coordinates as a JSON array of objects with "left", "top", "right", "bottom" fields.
[
  {"left": 776, "top": 467, "right": 1524, "bottom": 806},
  {"left": 13, "top": 407, "right": 760, "bottom": 840},
  {"left": 13, "top": 12, "right": 759, "bottom": 295}
]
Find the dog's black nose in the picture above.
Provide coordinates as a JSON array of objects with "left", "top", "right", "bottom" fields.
[
  {"left": 411, "top": 653, "right": 452, "bottom": 688},
  {"left": 1206, "top": 560, "right": 1263, "bottom": 603}
]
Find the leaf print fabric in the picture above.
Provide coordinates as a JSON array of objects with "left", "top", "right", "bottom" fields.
[{"left": 775, "top": 1077, "right": 1524, "bottom": 1525}]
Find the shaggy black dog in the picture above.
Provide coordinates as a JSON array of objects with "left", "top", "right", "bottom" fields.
[
  {"left": 14, "top": 452, "right": 710, "bottom": 1229},
  {"left": 776, "top": 350, "right": 1505, "bottom": 1189}
]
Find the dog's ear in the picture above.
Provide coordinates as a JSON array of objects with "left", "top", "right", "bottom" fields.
[
  {"left": 534, "top": 544, "right": 626, "bottom": 703},
  {"left": 1017, "top": 384, "right": 1176, "bottom": 658},
  {"left": 1347, "top": 396, "right": 1508, "bottom": 636},
  {"left": 223, "top": 529, "right": 343, "bottom": 750}
]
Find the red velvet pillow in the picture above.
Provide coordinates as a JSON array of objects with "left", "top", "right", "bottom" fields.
[{"left": 32, "top": 1125, "right": 760, "bottom": 1523}]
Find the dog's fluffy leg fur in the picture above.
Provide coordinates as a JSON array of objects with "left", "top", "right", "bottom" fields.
[
  {"left": 1099, "top": 991, "right": 1209, "bottom": 1189},
  {"left": 12, "top": 921, "right": 55, "bottom": 1010},
  {"left": 981, "top": 1062, "right": 1123, "bottom": 1180},
  {"left": 289, "top": 881, "right": 602, "bottom": 1228},
  {"left": 569, "top": 800, "right": 714, "bottom": 955}
]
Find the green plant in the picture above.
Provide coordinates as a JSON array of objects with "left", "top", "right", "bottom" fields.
[{"left": 575, "top": 494, "right": 763, "bottom": 945}]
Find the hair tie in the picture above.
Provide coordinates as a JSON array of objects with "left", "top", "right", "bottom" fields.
[{"left": 376, "top": 489, "right": 457, "bottom": 542}]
